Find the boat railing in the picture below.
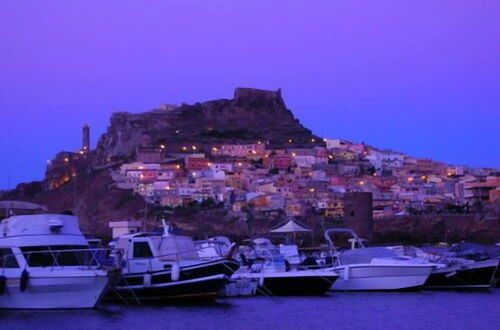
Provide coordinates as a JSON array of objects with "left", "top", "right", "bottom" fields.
[{"left": 9, "top": 248, "right": 118, "bottom": 271}]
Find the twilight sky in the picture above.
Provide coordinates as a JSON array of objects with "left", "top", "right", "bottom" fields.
[{"left": 0, "top": 0, "right": 499, "bottom": 189}]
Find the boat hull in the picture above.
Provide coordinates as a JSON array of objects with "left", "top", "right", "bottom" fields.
[
  {"left": 424, "top": 259, "right": 499, "bottom": 290},
  {"left": 234, "top": 270, "right": 338, "bottom": 296},
  {"left": 108, "top": 259, "right": 239, "bottom": 302},
  {"left": 109, "top": 274, "right": 228, "bottom": 303},
  {"left": 0, "top": 271, "right": 109, "bottom": 309},
  {"left": 220, "top": 278, "right": 259, "bottom": 297},
  {"left": 495, "top": 258, "right": 500, "bottom": 288},
  {"left": 330, "top": 264, "right": 434, "bottom": 291},
  {"left": 179, "top": 259, "right": 240, "bottom": 280}
]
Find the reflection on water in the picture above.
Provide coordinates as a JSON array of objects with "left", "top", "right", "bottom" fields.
[{"left": 1, "top": 291, "right": 499, "bottom": 330}]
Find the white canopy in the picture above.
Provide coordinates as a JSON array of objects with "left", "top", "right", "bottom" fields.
[
  {"left": 0, "top": 200, "right": 48, "bottom": 211},
  {"left": 270, "top": 219, "right": 312, "bottom": 233}
]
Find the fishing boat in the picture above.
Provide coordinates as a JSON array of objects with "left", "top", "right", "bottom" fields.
[
  {"left": 324, "top": 229, "right": 435, "bottom": 291},
  {"left": 232, "top": 238, "right": 338, "bottom": 296},
  {"left": 106, "top": 222, "right": 240, "bottom": 303},
  {"left": 0, "top": 214, "right": 110, "bottom": 309}
]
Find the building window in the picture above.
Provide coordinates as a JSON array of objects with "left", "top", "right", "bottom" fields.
[{"left": 350, "top": 211, "right": 355, "bottom": 217}]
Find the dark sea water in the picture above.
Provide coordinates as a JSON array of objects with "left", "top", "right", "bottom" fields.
[{"left": 1, "top": 290, "right": 499, "bottom": 330}]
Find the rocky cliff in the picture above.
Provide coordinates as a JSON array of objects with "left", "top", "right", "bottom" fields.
[{"left": 95, "top": 88, "right": 321, "bottom": 164}]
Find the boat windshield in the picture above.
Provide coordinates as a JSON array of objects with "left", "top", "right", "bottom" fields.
[
  {"left": 155, "top": 236, "right": 200, "bottom": 261},
  {"left": 0, "top": 248, "right": 19, "bottom": 268},
  {"left": 21, "top": 245, "right": 100, "bottom": 267},
  {"left": 340, "top": 247, "right": 398, "bottom": 265}
]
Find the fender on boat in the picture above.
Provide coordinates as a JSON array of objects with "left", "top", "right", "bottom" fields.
[
  {"left": 0, "top": 275, "right": 6, "bottom": 295},
  {"left": 20, "top": 269, "right": 29, "bottom": 292},
  {"left": 171, "top": 263, "right": 180, "bottom": 281}
]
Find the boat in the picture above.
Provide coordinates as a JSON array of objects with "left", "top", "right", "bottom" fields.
[
  {"left": 424, "top": 258, "right": 499, "bottom": 290},
  {"left": 324, "top": 229, "right": 435, "bottom": 291},
  {"left": 106, "top": 222, "right": 240, "bottom": 303},
  {"left": 0, "top": 214, "right": 110, "bottom": 309},
  {"left": 400, "top": 244, "right": 500, "bottom": 290},
  {"left": 232, "top": 238, "right": 338, "bottom": 296},
  {"left": 194, "top": 236, "right": 258, "bottom": 297}
]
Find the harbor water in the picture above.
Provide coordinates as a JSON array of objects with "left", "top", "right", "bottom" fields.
[{"left": 1, "top": 290, "right": 499, "bottom": 330}]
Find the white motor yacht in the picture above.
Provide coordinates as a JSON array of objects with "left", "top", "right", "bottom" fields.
[
  {"left": 233, "top": 238, "right": 338, "bottom": 296},
  {"left": 0, "top": 214, "right": 109, "bottom": 309},
  {"left": 388, "top": 245, "right": 499, "bottom": 290},
  {"left": 324, "top": 229, "right": 435, "bottom": 291}
]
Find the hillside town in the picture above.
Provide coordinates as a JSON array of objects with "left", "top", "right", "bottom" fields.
[
  {"left": 10, "top": 85, "right": 499, "bottom": 241},
  {"left": 106, "top": 137, "right": 499, "bottom": 222}
]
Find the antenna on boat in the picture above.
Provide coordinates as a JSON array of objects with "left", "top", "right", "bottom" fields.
[{"left": 161, "top": 218, "right": 171, "bottom": 236}]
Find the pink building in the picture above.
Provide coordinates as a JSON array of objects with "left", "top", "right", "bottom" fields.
[
  {"left": 212, "top": 143, "right": 265, "bottom": 157},
  {"left": 265, "top": 154, "right": 293, "bottom": 170}
]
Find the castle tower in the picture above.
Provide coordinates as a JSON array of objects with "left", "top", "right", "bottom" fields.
[
  {"left": 343, "top": 192, "right": 374, "bottom": 239},
  {"left": 82, "top": 124, "right": 90, "bottom": 151}
]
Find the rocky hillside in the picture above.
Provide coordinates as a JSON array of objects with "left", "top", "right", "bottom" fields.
[
  {"left": 1, "top": 169, "right": 147, "bottom": 237},
  {"left": 95, "top": 88, "right": 321, "bottom": 164}
]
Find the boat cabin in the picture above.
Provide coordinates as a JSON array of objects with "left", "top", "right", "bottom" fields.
[
  {"left": 0, "top": 214, "right": 103, "bottom": 270},
  {"left": 114, "top": 232, "right": 204, "bottom": 275}
]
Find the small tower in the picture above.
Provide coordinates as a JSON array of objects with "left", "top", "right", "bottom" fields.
[
  {"left": 343, "top": 192, "right": 374, "bottom": 239},
  {"left": 82, "top": 123, "right": 90, "bottom": 151}
]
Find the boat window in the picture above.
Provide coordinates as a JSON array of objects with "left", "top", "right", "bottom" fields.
[
  {"left": 133, "top": 242, "right": 153, "bottom": 258},
  {"left": 21, "top": 246, "right": 94, "bottom": 267},
  {"left": 0, "top": 248, "right": 19, "bottom": 268}
]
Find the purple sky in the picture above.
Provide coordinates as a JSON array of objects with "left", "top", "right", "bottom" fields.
[{"left": 1, "top": 0, "right": 499, "bottom": 189}]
